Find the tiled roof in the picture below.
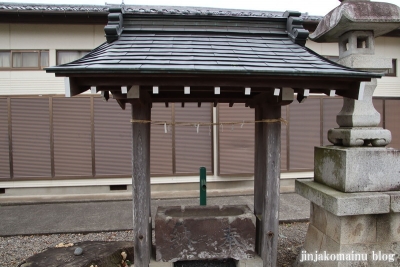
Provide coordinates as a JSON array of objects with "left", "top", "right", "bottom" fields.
[
  {"left": 0, "top": 2, "right": 322, "bottom": 21},
  {"left": 46, "top": 11, "right": 379, "bottom": 79},
  {"left": 49, "top": 33, "right": 373, "bottom": 78},
  {"left": 0, "top": 2, "right": 108, "bottom": 12}
]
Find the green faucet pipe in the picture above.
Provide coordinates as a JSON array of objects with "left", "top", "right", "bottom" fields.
[{"left": 200, "top": 167, "right": 206, "bottom": 206}]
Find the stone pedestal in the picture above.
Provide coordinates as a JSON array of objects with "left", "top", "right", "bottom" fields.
[
  {"left": 295, "top": 145, "right": 400, "bottom": 266},
  {"left": 295, "top": 180, "right": 400, "bottom": 267},
  {"left": 295, "top": 83, "right": 397, "bottom": 267},
  {"left": 314, "top": 146, "right": 400, "bottom": 192}
]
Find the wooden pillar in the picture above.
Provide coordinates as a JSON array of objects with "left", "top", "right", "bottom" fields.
[
  {"left": 254, "top": 104, "right": 265, "bottom": 255},
  {"left": 131, "top": 100, "right": 151, "bottom": 267},
  {"left": 260, "top": 104, "right": 281, "bottom": 267}
]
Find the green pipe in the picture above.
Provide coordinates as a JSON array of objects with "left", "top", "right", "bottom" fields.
[{"left": 200, "top": 167, "right": 206, "bottom": 206}]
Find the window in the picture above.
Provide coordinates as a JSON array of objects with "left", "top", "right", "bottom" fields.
[
  {"left": 0, "top": 51, "right": 11, "bottom": 67},
  {"left": 56, "top": 51, "right": 89, "bottom": 65},
  {"left": 386, "top": 59, "right": 397, "bottom": 77},
  {"left": 0, "top": 50, "right": 49, "bottom": 69}
]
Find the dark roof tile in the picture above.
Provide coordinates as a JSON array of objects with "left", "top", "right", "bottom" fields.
[{"left": 47, "top": 14, "right": 380, "bottom": 79}]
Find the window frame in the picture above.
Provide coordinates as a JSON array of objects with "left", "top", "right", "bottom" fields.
[
  {"left": 56, "top": 50, "right": 90, "bottom": 66},
  {"left": 0, "top": 50, "right": 49, "bottom": 70}
]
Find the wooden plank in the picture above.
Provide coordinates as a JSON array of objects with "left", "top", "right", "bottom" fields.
[
  {"left": 261, "top": 104, "right": 281, "bottom": 267},
  {"left": 72, "top": 75, "right": 370, "bottom": 90},
  {"left": 131, "top": 100, "right": 151, "bottom": 267},
  {"left": 336, "top": 82, "right": 364, "bottom": 100},
  {"left": 64, "top": 77, "right": 89, "bottom": 97},
  {"left": 116, "top": 100, "right": 126, "bottom": 110},
  {"left": 296, "top": 89, "right": 310, "bottom": 103},
  {"left": 280, "top": 87, "right": 294, "bottom": 102},
  {"left": 254, "top": 104, "right": 265, "bottom": 255}
]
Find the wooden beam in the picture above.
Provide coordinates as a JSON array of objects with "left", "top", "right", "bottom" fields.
[
  {"left": 320, "top": 89, "right": 336, "bottom": 97},
  {"left": 64, "top": 77, "right": 88, "bottom": 97},
  {"left": 125, "top": 85, "right": 152, "bottom": 105},
  {"left": 116, "top": 99, "right": 126, "bottom": 110},
  {"left": 280, "top": 87, "right": 294, "bottom": 102},
  {"left": 336, "top": 82, "right": 365, "bottom": 100},
  {"left": 261, "top": 104, "right": 281, "bottom": 267},
  {"left": 131, "top": 100, "right": 151, "bottom": 267},
  {"left": 101, "top": 91, "right": 109, "bottom": 102},
  {"left": 127, "top": 85, "right": 140, "bottom": 99},
  {"left": 148, "top": 91, "right": 254, "bottom": 103},
  {"left": 254, "top": 89, "right": 293, "bottom": 106},
  {"left": 69, "top": 75, "right": 367, "bottom": 101},
  {"left": 72, "top": 75, "right": 371, "bottom": 90},
  {"left": 296, "top": 89, "right": 310, "bottom": 103},
  {"left": 254, "top": 104, "right": 265, "bottom": 255}
]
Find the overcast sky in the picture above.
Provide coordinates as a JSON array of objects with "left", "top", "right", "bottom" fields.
[{"left": 1, "top": 0, "right": 399, "bottom": 16}]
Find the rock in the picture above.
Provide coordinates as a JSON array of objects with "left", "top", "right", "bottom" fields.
[
  {"left": 155, "top": 205, "right": 256, "bottom": 262},
  {"left": 74, "top": 247, "right": 83, "bottom": 256},
  {"left": 21, "top": 241, "right": 133, "bottom": 267}
]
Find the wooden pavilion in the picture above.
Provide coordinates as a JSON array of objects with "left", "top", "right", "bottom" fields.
[{"left": 46, "top": 6, "right": 381, "bottom": 267}]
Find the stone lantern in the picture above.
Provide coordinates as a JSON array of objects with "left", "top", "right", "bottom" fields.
[
  {"left": 296, "top": 1, "right": 400, "bottom": 266},
  {"left": 311, "top": 0, "right": 400, "bottom": 147}
]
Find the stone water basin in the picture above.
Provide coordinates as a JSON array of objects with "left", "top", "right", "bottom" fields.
[{"left": 155, "top": 205, "right": 256, "bottom": 262}]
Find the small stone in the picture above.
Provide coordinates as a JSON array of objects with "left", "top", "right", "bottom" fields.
[{"left": 74, "top": 247, "right": 83, "bottom": 256}]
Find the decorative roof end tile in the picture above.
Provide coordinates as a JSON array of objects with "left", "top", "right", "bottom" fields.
[
  {"left": 284, "top": 10, "right": 309, "bottom": 46},
  {"left": 104, "top": 7, "right": 124, "bottom": 43}
]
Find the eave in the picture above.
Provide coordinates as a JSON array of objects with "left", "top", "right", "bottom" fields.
[{"left": 58, "top": 73, "right": 371, "bottom": 107}]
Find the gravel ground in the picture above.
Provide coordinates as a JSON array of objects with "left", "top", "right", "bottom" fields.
[
  {"left": 277, "top": 222, "right": 308, "bottom": 267},
  {"left": 0, "top": 222, "right": 308, "bottom": 267}
]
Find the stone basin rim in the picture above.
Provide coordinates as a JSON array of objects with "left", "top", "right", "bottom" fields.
[{"left": 159, "top": 205, "right": 251, "bottom": 218}]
